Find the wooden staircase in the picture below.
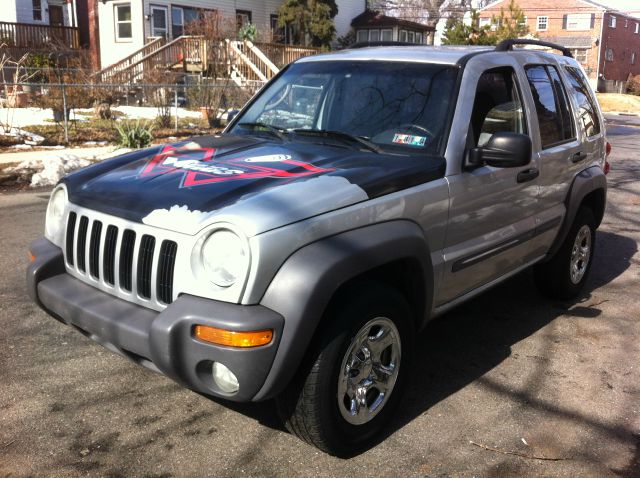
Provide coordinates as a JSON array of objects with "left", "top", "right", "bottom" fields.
[{"left": 94, "top": 37, "right": 319, "bottom": 90}]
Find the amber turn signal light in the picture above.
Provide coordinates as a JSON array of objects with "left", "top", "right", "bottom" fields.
[
  {"left": 193, "top": 325, "right": 273, "bottom": 348},
  {"left": 28, "top": 252, "right": 36, "bottom": 263}
]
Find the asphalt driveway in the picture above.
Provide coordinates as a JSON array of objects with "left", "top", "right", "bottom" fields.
[{"left": 0, "top": 116, "right": 638, "bottom": 477}]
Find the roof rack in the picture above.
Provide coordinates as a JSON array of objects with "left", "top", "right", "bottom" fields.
[
  {"left": 495, "top": 39, "right": 573, "bottom": 58},
  {"left": 346, "top": 41, "right": 417, "bottom": 49}
]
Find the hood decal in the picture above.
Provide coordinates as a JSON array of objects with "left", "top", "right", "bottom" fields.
[{"left": 140, "top": 144, "right": 335, "bottom": 188}]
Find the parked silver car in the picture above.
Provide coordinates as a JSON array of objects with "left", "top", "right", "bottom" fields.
[{"left": 28, "top": 39, "right": 610, "bottom": 455}]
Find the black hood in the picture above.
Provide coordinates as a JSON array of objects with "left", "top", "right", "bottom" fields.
[{"left": 63, "top": 134, "right": 445, "bottom": 235}]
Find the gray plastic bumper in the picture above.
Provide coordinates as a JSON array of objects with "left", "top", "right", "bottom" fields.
[{"left": 27, "top": 238, "right": 284, "bottom": 402}]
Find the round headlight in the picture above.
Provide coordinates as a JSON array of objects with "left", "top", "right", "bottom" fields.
[
  {"left": 201, "top": 229, "right": 249, "bottom": 287},
  {"left": 45, "top": 187, "right": 67, "bottom": 246}
]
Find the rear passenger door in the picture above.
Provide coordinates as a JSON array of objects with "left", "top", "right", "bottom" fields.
[{"left": 522, "top": 64, "right": 584, "bottom": 254}]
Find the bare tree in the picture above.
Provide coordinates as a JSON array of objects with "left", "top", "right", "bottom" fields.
[{"left": 373, "top": 0, "right": 471, "bottom": 26}]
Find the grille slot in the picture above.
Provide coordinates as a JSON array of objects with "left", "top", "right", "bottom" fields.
[
  {"left": 76, "top": 216, "right": 89, "bottom": 273},
  {"left": 119, "top": 229, "right": 136, "bottom": 292},
  {"left": 103, "top": 225, "right": 118, "bottom": 285},
  {"left": 137, "top": 235, "right": 156, "bottom": 299},
  {"left": 89, "top": 220, "right": 102, "bottom": 279},
  {"left": 157, "top": 240, "right": 178, "bottom": 304},
  {"left": 65, "top": 212, "right": 77, "bottom": 266}
]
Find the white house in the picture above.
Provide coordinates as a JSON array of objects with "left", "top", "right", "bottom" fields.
[
  {"left": 0, "top": 0, "right": 75, "bottom": 27},
  {"left": 97, "top": 0, "right": 368, "bottom": 69}
]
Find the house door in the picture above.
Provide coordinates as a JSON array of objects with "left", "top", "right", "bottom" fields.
[
  {"left": 151, "top": 6, "right": 169, "bottom": 38},
  {"left": 49, "top": 5, "right": 64, "bottom": 26}
]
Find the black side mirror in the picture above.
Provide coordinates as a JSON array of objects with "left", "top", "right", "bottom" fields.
[{"left": 467, "top": 132, "right": 532, "bottom": 168}]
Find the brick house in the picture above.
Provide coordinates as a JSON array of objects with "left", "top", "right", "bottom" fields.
[{"left": 479, "top": 0, "right": 640, "bottom": 91}]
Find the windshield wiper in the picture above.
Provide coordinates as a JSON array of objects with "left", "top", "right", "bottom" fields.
[
  {"left": 292, "top": 129, "right": 382, "bottom": 153},
  {"left": 237, "top": 122, "right": 287, "bottom": 140}
]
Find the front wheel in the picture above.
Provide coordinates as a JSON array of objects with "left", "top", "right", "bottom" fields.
[
  {"left": 276, "top": 283, "right": 414, "bottom": 455},
  {"left": 534, "top": 207, "right": 596, "bottom": 299}
]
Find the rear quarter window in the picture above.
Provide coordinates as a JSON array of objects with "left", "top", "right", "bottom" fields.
[
  {"left": 564, "top": 66, "right": 601, "bottom": 137},
  {"left": 525, "top": 65, "right": 576, "bottom": 149}
]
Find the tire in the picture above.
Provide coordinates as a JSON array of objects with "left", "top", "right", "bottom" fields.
[
  {"left": 534, "top": 207, "right": 596, "bottom": 299},
  {"left": 276, "top": 282, "right": 414, "bottom": 456}
]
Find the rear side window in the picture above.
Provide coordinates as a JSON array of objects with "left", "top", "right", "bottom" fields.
[
  {"left": 525, "top": 65, "right": 576, "bottom": 148},
  {"left": 564, "top": 66, "right": 601, "bottom": 137}
]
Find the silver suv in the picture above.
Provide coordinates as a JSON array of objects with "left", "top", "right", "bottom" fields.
[{"left": 28, "top": 39, "right": 609, "bottom": 455}]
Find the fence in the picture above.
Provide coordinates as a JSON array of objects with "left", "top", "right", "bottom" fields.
[{"left": 0, "top": 78, "right": 263, "bottom": 143}]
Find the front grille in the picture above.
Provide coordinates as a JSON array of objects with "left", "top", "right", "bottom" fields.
[{"left": 64, "top": 212, "right": 178, "bottom": 307}]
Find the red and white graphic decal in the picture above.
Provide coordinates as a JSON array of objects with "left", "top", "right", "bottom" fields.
[{"left": 139, "top": 144, "right": 335, "bottom": 187}]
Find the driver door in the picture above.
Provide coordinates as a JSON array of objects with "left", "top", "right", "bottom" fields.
[{"left": 438, "top": 66, "right": 540, "bottom": 305}]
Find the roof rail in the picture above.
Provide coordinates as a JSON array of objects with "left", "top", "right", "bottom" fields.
[
  {"left": 495, "top": 39, "right": 573, "bottom": 58},
  {"left": 346, "top": 41, "right": 417, "bottom": 49}
]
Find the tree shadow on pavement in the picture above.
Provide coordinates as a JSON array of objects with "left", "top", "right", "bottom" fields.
[{"left": 199, "top": 230, "right": 636, "bottom": 458}]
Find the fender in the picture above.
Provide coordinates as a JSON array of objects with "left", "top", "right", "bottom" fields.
[
  {"left": 253, "top": 220, "right": 433, "bottom": 401},
  {"left": 547, "top": 165, "right": 607, "bottom": 259}
]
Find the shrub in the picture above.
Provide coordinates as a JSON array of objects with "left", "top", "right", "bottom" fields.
[
  {"left": 627, "top": 74, "right": 640, "bottom": 96},
  {"left": 115, "top": 120, "right": 154, "bottom": 149}
]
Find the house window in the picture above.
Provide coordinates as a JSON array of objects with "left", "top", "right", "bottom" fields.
[
  {"left": 270, "top": 14, "right": 284, "bottom": 42},
  {"left": 566, "top": 13, "right": 591, "bottom": 30},
  {"left": 571, "top": 48, "right": 588, "bottom": 63},
  {"left": 369, "top": 29, "right": 380, "bottom": 41},
  {"left": 381, "top": 29, "right": 393, "bottom": 41},
  {"left": 609, "top": 15, "right": 616, "bottom": 28},
  {"left": 356, "top": 30, "right": 368, "bottom": 43},
  {"left": 32, "top": 0, "right": 42, "bottom": 21},
  {"left": 519, "top": 16, "right": 527, "bottom": 27},
  {"left": 171, "top": 7, "right": 200, "bottom": 37},
  {"left": 236, "top": 10, "right": 252, "bottom": 31},
  {"left": 632, "top": 52, "right": 637, "bottom": 65},
  {"left": 408, "top": 31, "right": 415, "bottom": 43},
  {"left": 625, "top": 19, "right": 628, "bottom": 28},
  {"left": 399, "top": 30, "right": 407, "bottom": 42},
  {"left": 416, "top": 32, "right": 423, "bottom": 43},
  {"left": 635, "top": 22, "right": 639, "bottom": 34},
  {"left": 115, "top": 4, "right": 132, "bottom": 40},
  {"left": 537, "top": 16, "right": 548, "bottom": 31},
  {"left": 479, "top": 17, "right": 491, "bottom": 27},
  {"left": 605, "top": 48, "right": 614, "bottom": 61}
]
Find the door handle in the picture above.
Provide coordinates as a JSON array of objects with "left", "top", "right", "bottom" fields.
[
  {"left": 571, "top": 152, "right": 588, "bottom": 163},
  {"left": 517, "top": 168, "right": 539, "bottom": 183}
]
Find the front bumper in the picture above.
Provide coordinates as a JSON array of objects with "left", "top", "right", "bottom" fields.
[{"left": 27, "top": 237, "right": 284, "bottom": 402}]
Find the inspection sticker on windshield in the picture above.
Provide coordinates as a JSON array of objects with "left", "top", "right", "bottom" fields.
[{"left": 392, "top": 133, "right": 427, "bottom": 147}]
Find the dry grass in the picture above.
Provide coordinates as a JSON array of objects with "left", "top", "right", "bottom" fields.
[
  {"left": 21, "top": 117, "right": 215, "bottom": 148},
  {"left": 596, "top": 93, "right": 640, "bottom": 114}
]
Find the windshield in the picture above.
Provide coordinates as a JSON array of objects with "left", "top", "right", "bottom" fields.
[{"left": 230, "top": 60, "right": 459, "bottom": 155}]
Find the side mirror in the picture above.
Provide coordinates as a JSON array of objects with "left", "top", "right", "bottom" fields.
[{"left": 467, "top": 132, "right": 532, "bottom": 168}]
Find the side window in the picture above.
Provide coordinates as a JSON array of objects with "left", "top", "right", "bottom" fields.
[
  {"left": 564, "top": 66, "right": 601, "bottom": 137},
  {"left": 469, "top": 67, "right": 526, "bottom": 147},
  {"left": 525, "top": 65, "right": 575, "bottom": 148}
]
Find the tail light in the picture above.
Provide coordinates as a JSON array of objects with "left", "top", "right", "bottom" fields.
[{"left": 604, "top": 141, "right": 611, "bottom": 175}]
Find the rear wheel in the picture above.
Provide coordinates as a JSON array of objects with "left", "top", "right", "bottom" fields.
[
  {"left": 276, "top": 283, "right": 413, "bottom": 455},
  {"left": 534, "top": 207, "right": 596, "bottom": 299}
]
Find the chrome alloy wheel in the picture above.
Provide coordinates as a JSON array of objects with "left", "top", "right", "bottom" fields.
[
  {"left": 337, "top": 317, "right": 401, "bottom": 425},
  {"left": 570, "top": 225, "right": 592, "bottom": 284}
]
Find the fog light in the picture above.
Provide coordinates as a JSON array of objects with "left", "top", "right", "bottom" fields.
[{"left": 212, "top": 362, "right": 239, "bottom": 394}]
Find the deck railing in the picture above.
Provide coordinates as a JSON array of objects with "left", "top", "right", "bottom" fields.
[
  {"left": 252, "top": 42, "right": 319, "bottom": 68},
  {"left": 0, "top": 21, "right": 80, "bottom": 50},
  {"left": 93, "top": 37, "right": 165, "bottom": 82}
]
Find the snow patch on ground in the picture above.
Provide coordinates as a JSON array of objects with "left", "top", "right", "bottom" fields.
[{"left": 4, "top": 148, "right": 132, "bottom": 187}]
